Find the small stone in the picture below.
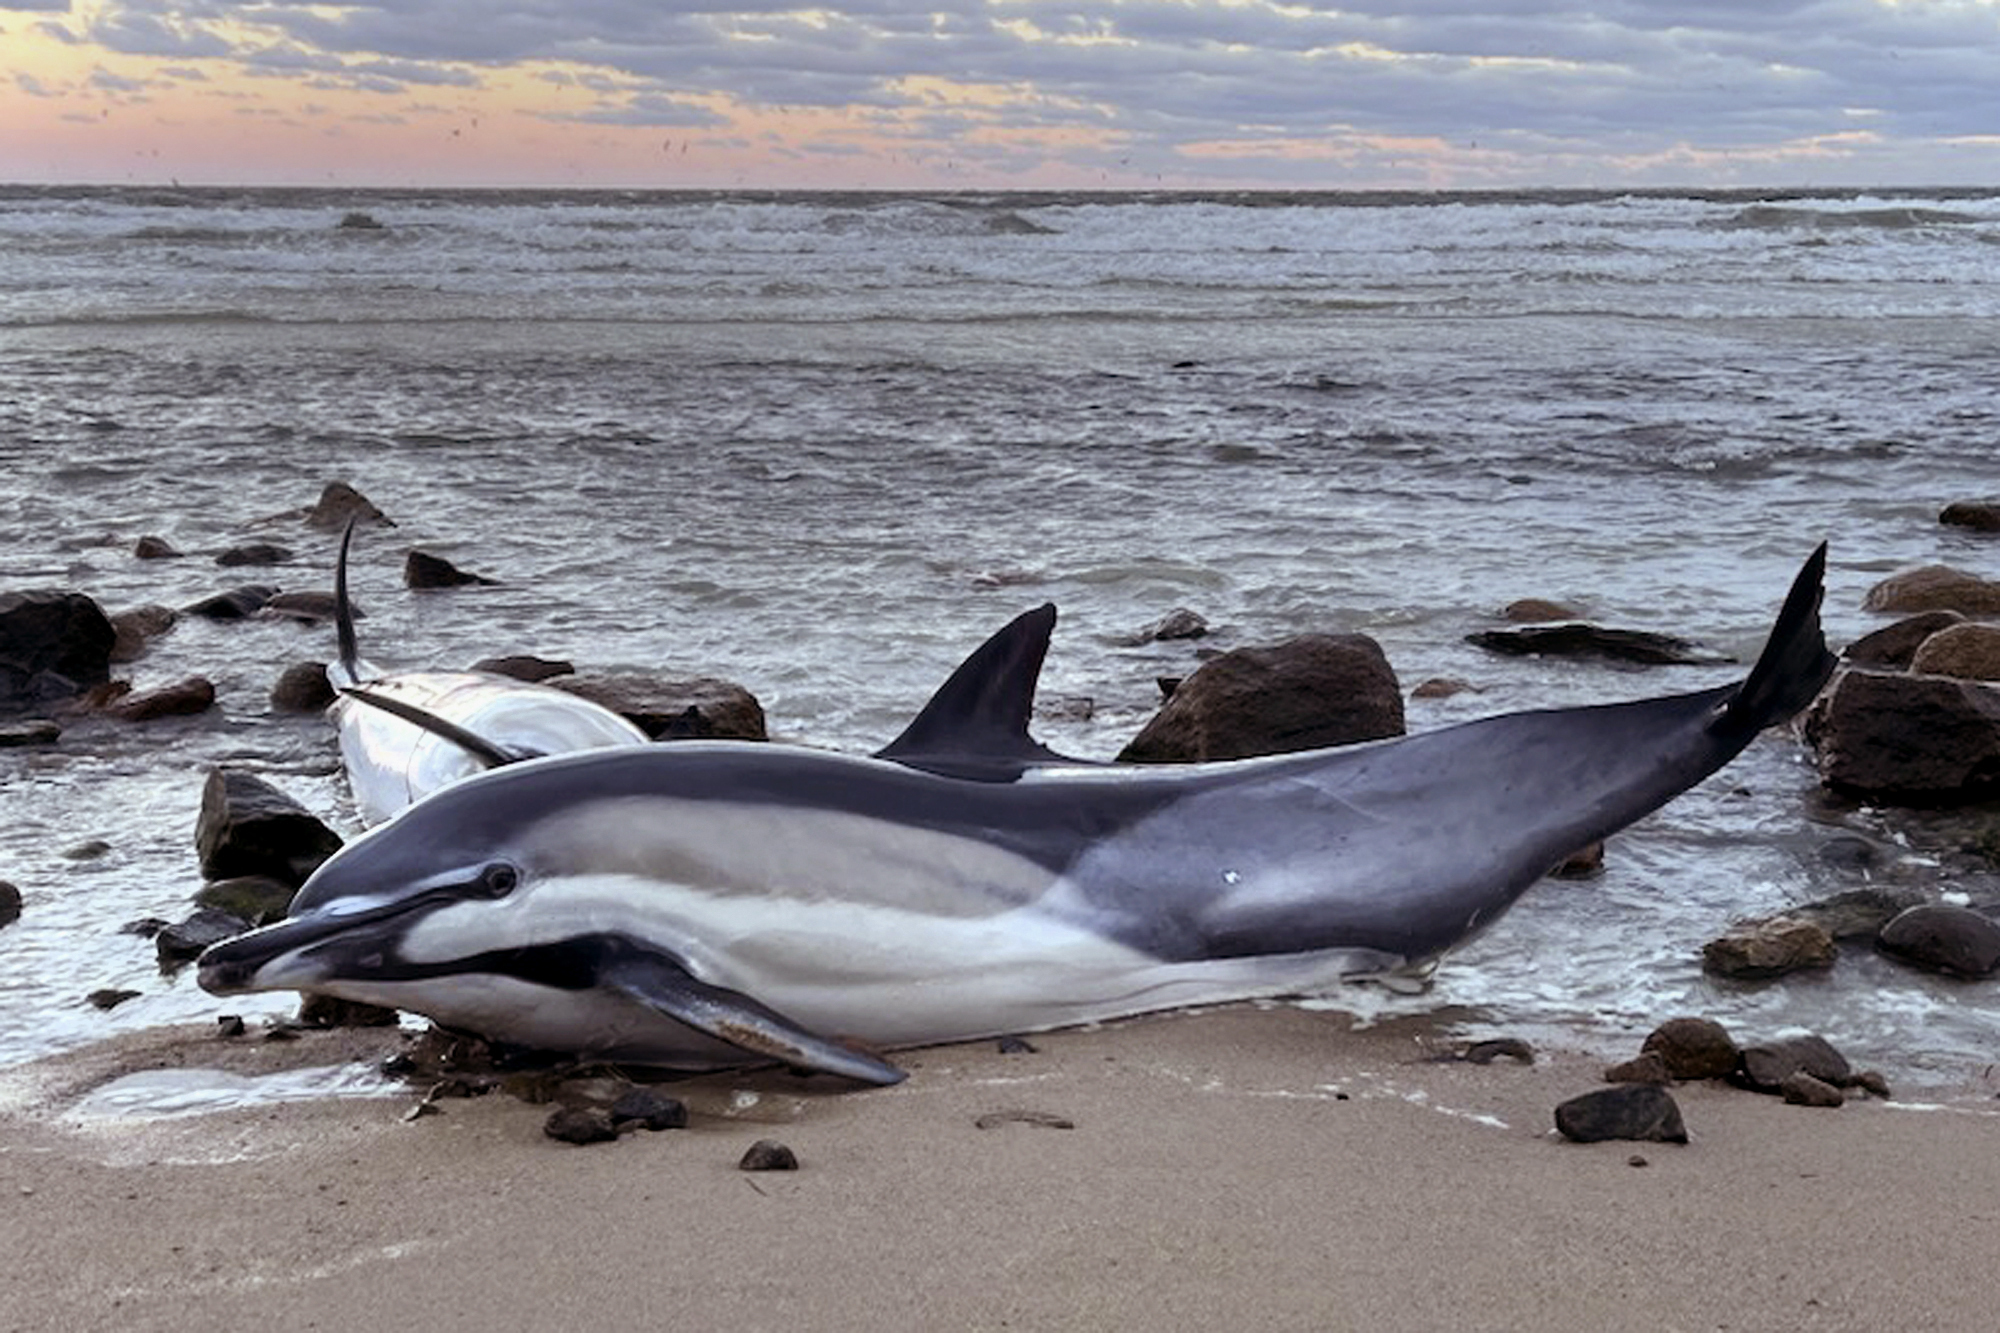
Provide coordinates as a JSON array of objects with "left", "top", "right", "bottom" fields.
[
  {"left": 0, "top": 880, "right": 21, "bottom": 928},
  {"left": 1940, "top": 501, "right": 2000, "bottom": 533},
  {"left": 1604, "top": 1052, "right": 1672, "bottom": 1085},
  {"left": 1853, "top": 1070, "right": 1893, "bottom": 1099},
  {"left": 1781, "top": 1072, "right": 1846, "bottom": 1108},
  {"left": 1549, "top": 842, "right": 1605, "bottom": 880},
  {"left": 1502, "top": 597, "right": 1581, "bottom": 623},
  {"left": 155, "top": 908, "right": 250, "bottom": 969},
  {"left": 133, "top": 535, "right": 182, "bottom": 559},
  {"left": 1126, "top": 608, "right": 1208, "bottom": 643},
  {"left": 997, "top": 1035, "right": 1038, "bottom": 1055},
  {"left": 544, "top": 1106, "right": 620, "bottom": 1145},
  {"left": 305, "top": 481, "right": 391, "bottom": 531},
  {"left": 739, "top": 1138, "right": 800, "bottom": 1170},
  {"left": 1553, "top": 1085, "right": 1688, "bottom": 1145},
  {"left": 973, "top": 1109, "right": 1076, "bottom": 1130},
  {"left": 1627, "top": 1154, "right": 1650, "bottom": 1168},
  {"left": 1641, "top": 1017, "right": 1740, "bottom": 1080},
  {"left": 297, "top": 994, "right": 399, "bottom": 1028},
  {"left": 88, "top": 988, "right": 141, "bottom": 1010},
  {"left": 609, "top": 1088, "right": 688, "bottom": 1132},
  {"left": 1461, "top": 1038, "right": 1535, "bottom": 1065},
  {"left": 193, "top": 875, "right": 295, "bottom": 926},
  {"left": 1701, "top": 917, "right": 1836, "bottom": 979},
  {"left": 405, "top": 550, "right": 499, "bottom": 589},
  {"left": 271, "top": 662, "right": 336, "bottom": 712},
  {"left": 216, "top": 543, "right": 293, "bottom": 567},
  {"left": 0, "top": 721, "right": 62, "bottom": 748},
  {"left": 1411, "top": 677, "right": 1479, "bottom": 700},
  {"left": 216, "top": 1015, "right": 246, "bottom": 1038}
]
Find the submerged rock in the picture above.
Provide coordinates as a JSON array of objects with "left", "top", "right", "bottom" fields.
[
  {"left": 1467, "top": 624, "right": 1729, "bottom": 667},
  {"left": 1554, "top": 1085, "right": 1688, "bottom": 1144},
  {"left": 182, "top": 586, "right": 276, "bottom": 620},
  {"left": 1875, "top": 903, "right": 2000, "bottom": 979},
  {"left": 271, "top": 661, "right": 336, "bottom": 712},
  {"left": 472, "top": 654, "right": 574, "bottom": 683},
  {"left": 133, "top": 535, "right": 183, "bottom": 559},
  {"left": 405, "top": 550, "right": 500, "bottom": 589},
  {"left": 1123, "top": 608, "right": 1209, "bottom": 643},
  {"left": 0, "top": 880, "right": 21, "bottom": 929},
  {"left": 156, "top": 907, "right": 252, "bottom": 969},
  {"left": 305, "top": 481, "right": 392, "bottom": 532},
  {"left": 216, "top": 542, "right": 293, "bottom": 567},
  {"left": 108, "top": 605, "right": 179, "bottom": 664},
  {"left": 97, "top": 676, "right": 216, "bottom": 722},
  {"left": 1940, "top": 501, "right": 2000, "bottom": 533}
]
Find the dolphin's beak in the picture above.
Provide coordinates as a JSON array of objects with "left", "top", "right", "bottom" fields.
[{"left": 195, "top": 895, "right": 423, "bottom": 995}]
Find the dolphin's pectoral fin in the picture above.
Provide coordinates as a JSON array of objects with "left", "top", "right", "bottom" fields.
[
  {"left": 599, "top": 950, "right": 908, "bottom": 1086},
  {"left": 337, "top": 686, "right": 540, "bottom": 768}
]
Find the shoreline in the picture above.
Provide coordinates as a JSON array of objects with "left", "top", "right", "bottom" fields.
[{"left": 7, "top": 1006, "right": 2000, "bottom": 1332}]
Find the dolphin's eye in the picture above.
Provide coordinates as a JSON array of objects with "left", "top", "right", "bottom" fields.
[{"left": 476, "top": 863, "right": 519, "bottom": 898}]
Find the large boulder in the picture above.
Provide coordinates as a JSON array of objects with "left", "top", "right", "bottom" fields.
[
  {"left": 194, "top": 768, "right": 344, "bottom": 885},
  {"left": 1910, "top": 623, "right": 2000, "bottom": 682},
  {"left": 1843, "top": 612, "right": 1963, "bottom": 670},
  {"left": 1862, "top": 565, "right": 2000, "bottom": 616},
  {"left": 0, "top": 590, "right": 116, "bottom": 704},
  {"left": 551, "top": 672, "right": 767, "bottom": 741},
  {"left": 1119, "top": 634, "right": 1404, "bottom": 763},
  {"left": 1806, "top": 667, "right": 2000, "bottom": 804},
  {"left": 1875, "top": 904, "right": 2000, "bottom": 979}
]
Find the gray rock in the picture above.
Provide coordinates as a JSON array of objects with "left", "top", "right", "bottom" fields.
[
  {"left": 609, "top": 1088, "right": 688, "bottom": 1131},
  {"left": 271, "top": 662, "right": 336, "bottom": 712},
  {"left": 472, "top": 655, "right": 574, "bottom": 683},
  {"left": 194, "top": 768, "right": 343, "bottom": 885},
  {"left": 1737, "top": 1034, "right": 1852, "bottom": 1094},
  {"left": 1125, "top": 608, "right": 1209, "bottom": 643},
  {"left": 0, "top": 880, "right": 21, "bottom": 928},
  {"left": 1785, "top": 886, "right": 1927, "bottom": 941},
  {"left": 99, "top": 676, "right": 216, "bottom": 722},
  {"left": 1467, "top": 624, "right": 1730, "bottom": 667},
  {"left": 1119, "top": 633, "right": 1404, "bottom": 763},
  {"left": 1806, "top": 667, "right": 2000, "bottom": 804},
  {"left": 0, "top": 721, "right": 61, "bottom": 748},
  {"left": 156, "top": 907, "right": 251, "bottom": 968},
  {"left": 216, "top": 543, "right": 293, "bottom": 567},
  {"left": 1876, "top": 903, "right": 2000, "bottom": 979},
  {"left": 261, "top": 591, "right": 344, "bottom": 623},
  {"left": 1501, "top": 597, "right": 1581, "bottom": 623},
  {"left": 108, "top": 605, "right": 178, "bottom": 664},
  {"left": 1780, "top": 1071, "right": 1846, "bottom": 1108},
  {"left": 182, "top": 586, "right": 276, "bottom": 620},
  {"left": 305, "top": 481, "right": 391, "bottom": 532},
  {"left": 0, "top": 589, "right": 116, "bottom": 703},
  {"left": 405, "top": 550, "right": 500, "bottom": 589},
  {"left": 1641, "top": 1017, "right": 1740, "bottom": 1080},
  {"left": 89, "top": 988, "right": 142, "bottom": 1010},
  {"left": 544, "top": 1106, "right": 620, "bottom": 1145},
  {"left": 133, "top": 535, "right": 183, "bottom": 559},
  {"left": 552, "top": 672, "right": 767, "bottom": 741},
  {"left": 1554, "top": 1085, "right": 1688, "bottom": 1144}
]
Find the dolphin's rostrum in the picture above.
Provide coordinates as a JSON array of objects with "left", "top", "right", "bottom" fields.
[{"left": 202, "top": 546, "right": 1835, "bottom": 1087}]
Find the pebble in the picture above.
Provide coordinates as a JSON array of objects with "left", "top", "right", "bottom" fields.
[
  {"left": 739, "top": 1139, "right": 800, "bottom": 1171},
  {"left": 544, "top": 1106, "right": 620, "bottom": 1145}
]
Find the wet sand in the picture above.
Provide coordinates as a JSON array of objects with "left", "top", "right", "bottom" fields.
[{"left": 6, "top": 1005, "right": 2000, "bottom": 1333}]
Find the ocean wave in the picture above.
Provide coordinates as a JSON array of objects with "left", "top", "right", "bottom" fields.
[{"left": 1712, "top": 204, "right": 1983, "bottom": 232}]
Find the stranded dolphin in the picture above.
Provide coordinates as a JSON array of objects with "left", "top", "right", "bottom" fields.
[
  {"left": 326, "top": 522, "right": 650, "bottom": 825},
  {"left": 202, "top": 546, "right": 1834, "bottom": 1086}
]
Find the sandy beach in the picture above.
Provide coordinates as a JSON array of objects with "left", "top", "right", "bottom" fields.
[{"left": 6, "top": 1005, "right": 1999, "bottom": 1333}]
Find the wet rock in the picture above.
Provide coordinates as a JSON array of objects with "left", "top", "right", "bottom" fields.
[
  {"left": 336, "top": 211, "right": 385, "bottom": 231},
  {"left": 1701, "top": 917, "right": 1836, "bottom": 979},
  {"left": 182, "top": 586, "right": 276, "bottom": 620},
  {"left": 1911, "top": 623, "right": 2000, "bottom": 683},
  {"left": 88, "top": 988, "right": 141, "bottom": 1010},
  {"left": 1862, "top": 565, "right": 2000, "bottom": 616},
  {"left": 216, "top": 542, "right": 293, "bottom": 567},
  {"left": 738, "top": 1138, "right": 800, "bottom": 1170},
  {"left": 99, "top": 676, "right": 216, "bottom": 722},
  {"left": 305, "top": 481, "right": 392, "bottom": 532},
  {"left": 1875, "top": 903, "right": 2000, "bottom": 979},
  {"left": 108, "top": 604, "right": 178, "bottom": 663},
  {"left": 261, "top": 591, "right": 344, "bottom": 623},
  {"left": 544, "top": 1106, "right": 620, "bottom": 1145},
  {"left": 1641, "top": 1017, "right": 1740, "bottom": 1080},
  {"left": 216, "top": 1014, "right": 246, "bottom": 1038},
  {"left": 1118, "top": 634, "right": 1404, "bottom": 763},
  {"left": 609, "top": 1088, "right": 688, "bottom": 1132},
  {"left": 405, "top": 550, "right": 500, "bottom": 589},
  {"left": 472, "top": 655, "right": 574, "bottom": 683},
  {"left": 1549, "top": 841, "right": 1605, "bottom": 880},
  {"left": 1603, "top": 1052, "right": 1673, "bottom": 1085},
  {"left": 1844, "top": 611, "right": 1964, "bottom": 669},
  {"left": 297, "top": 994, "right": 401, "bottom": 1028},
  {"left": 194, "top": 875, "right": 295, "bottom": 926},
  {"left": 1806, "top": 667, "right": 2000, "bottom": 804},
  {"left": 194, "top": 768, "right": 344, "bottom": 885},
  {"left": 1553, "top": 1085, "right": 1688, "bottom": 1144},
  {"left": 1785, "top": 886, "right": 1926, "bottom": 940},
  {"left": 1941, "top": 501, "right": 2000, "bottom": 533},
  {"left": 0, "top": 720, "right": 61, "bottom": 747},
  {"left": 1460, "top": 1038, "right": 1535, "bottom": 1065},
  {"left": 1502, "top": 597, "right": 1581, "bottom": 623},
  {"left": 133, "top": 535, "right": 183, "bottom": 559},
  {"left": 0, "top": 879, "right": 20, "bottom": 928},
  {"left": 62, "top": 839, "right": 111, "bottom": 861},
  {"left": 1736, "top": 1034, "right": 1852, "bottom": 1094},
  {"left": 997, "top": 1035, "right": 1038, "bottom": 1055},
  {"left": 155, "top": 907, "right": 252, "bottom": 969},
  {"left": 1410, "top": 677, "right": 1479, "bottom": 700},
  {"left": 1853, "top": 1070, "right": 1893, "bottom": 1099},
  {"left": 1467, "top": 623, "right": 1730, "bottom": 667},
  {"left": 553, "top": 672, "right": 767, "bottom": 741},
  {"left": 1781, "top": 1071, "right": 1846, "bottom": 1108},
  {"left": 1124, "top": 608, "right": 1208, "bottom": 643},
  {"left": 0, "top": 589, "right": 116, "bottom": 703},
  {"left": 271, "top": 662, "right": 336, "bottom": 712}
]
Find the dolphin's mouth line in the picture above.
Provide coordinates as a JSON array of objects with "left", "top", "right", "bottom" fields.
[{"left": 196, "top": 889, "right": 456, "bottom": 994}]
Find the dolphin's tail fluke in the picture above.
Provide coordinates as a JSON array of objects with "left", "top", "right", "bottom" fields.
[
  {"left": 1713, "top": 543, "right": 1835, "bottom": 738},
  {"left": 332, "top": 518, "right": 363, "bottom": 690}
]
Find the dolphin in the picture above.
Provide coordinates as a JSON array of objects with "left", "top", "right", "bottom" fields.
[
  {"left": 203, "top": 546, "right": 1835, "bottom": 1087},
  {"left": 326, "top": 522, "right": 650, "bottom": 826}
]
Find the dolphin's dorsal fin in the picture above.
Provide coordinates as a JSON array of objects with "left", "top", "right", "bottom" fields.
[
  {"left": 599, "top": 942, "right": 907, "bottom": 1086},
  {"left": 337, "top": 686, "right": 538, "bottom": 769},
  {"left": 875, "top": 603, "right": 1081, "bottom": 779},
  {"left": 1713, "top": 543, "right": 1835, "bottom": 738}
]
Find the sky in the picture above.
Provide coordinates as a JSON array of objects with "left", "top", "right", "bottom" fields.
[{"left": 2, "top": 0, "right": 1997, "bottom": 190}]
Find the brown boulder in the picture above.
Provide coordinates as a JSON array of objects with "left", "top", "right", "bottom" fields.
[
  {"left": 100, "top": 676, "right": 216, "bottom": 722},
  {"left": 0, "top": 590, "right": 116, "bottom": 703},
  {"left": 1844, "top": 611, "right": 1963, "bottom": 669},
  {"left": 305, "top": 481, "right": 392, "bottom": 532},
  {"left": 1701, "top": 917, "right": 1836, "bottom": 979},
  {"left": 1807, "top": 667, "right": 2000, "bottom": 804},
  {"left": 1502, "top": 597, "right": 1581, "bottom": 623},
  {"left": 108, "top": 605, "right": 179, "bottom": 664},
  {"left": 552, "top": 672, "right": 767, "bottom": 741},
  {"left": 1118, "top": 634, "right": 1404, "bottom": 763},
  {"left": 1862, "top": 565, "right": 2000, "bottom": 616},
  {"left": 1910, "top": 623, "right": 2000, "bottom": 683},
  {"left": 271, "top": 662, "right": 336, "bottom": 712},
  {"left": 1876, "top": 903, "right": 2000, "bottom": 979},
  {"left": 1940, "top": 501, "right": 2000, "bottom": 533},
  {"left": 1641, "top": 1017, "right": 1740, "bottom": 1080}
]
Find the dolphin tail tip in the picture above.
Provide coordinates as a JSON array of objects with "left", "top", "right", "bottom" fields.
[{"left": 1716, "top": 542, "right": 1835, "bottom": 736}]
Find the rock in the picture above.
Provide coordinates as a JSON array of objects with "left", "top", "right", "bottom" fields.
[
  {"left": 133, "top": 535, "right": 183, "bottom": 559},
  {"left": 194, "top": 875, "right": 296, "bottom": 926},
  {"left": 337, "top": 211, "right": 385, "bottom": 230},
  {"left": 608, "top": 1088, "right": 688, "bottom": 1131},
  {"left": 1549, "top": 841, "right": 1605, "bottom": 880},
  {"left": 553, "top": 672, "right": 767, "bottom": 741},
  {"left": 88, "top": 988, "right": 142, "bottom": 1010},
  {"left": 0, "top": 880, "right": 19, "bottom": 928},
  {"left": 108, "top": 605, "right": 179, "bottom": 663},
  {"left": 1410, "top": 677, "right": 1479, "bottom": 700},
  {"left": 297, "top": 994, "right": 400, "bottom": 1028},
  {"left": 1553, "top": 1085, "right": 1688, "bottom": 1144},
  {"left": 194, "top": 768, "right": 344, "bottom": 885},
  {"left": 305, "top": 481, "right": 391, "bottom": 531},
  {"left": 1502, "top": 597, "right": 1581, "bottom": 623},
  {"left": 1460, "top": 1037, "right": 1535, "bottom": 1065},
  {"left": 544, "top": 1106, "right": 620, "bottom": 1145},
  {"left": 1853, "top": 1070, "right": 1893, "bottom": 1099},
  {"left": 1125, "top": 608, "right": 1208, "bottom": 643},
  {"left": 1118, "top": 634, "right": 1404, "bottom": 763},
  {"left": 1910, "top": 623, "right": 2000, "bottom": 683},
  {"left": 1781, "top": 1071, "right": 1846, "bottom": 1107},
  {"left": 1806, "top": 667, "right": 2000, "bottom": 804},
  {"left": 1641, "top": 1018, "right": 1740, "bottom": 1080},
  {"left": 738, "top": 1139, "right": 800, "bottom": 1170},
  {"left": 99, "top": 676, "right": 216, "bottom": 722},
  {"left": 1875, "top": 903, "right": 2000, "bottom": 979},
  {"left": 0, "top": 720, "right": 61, "bottom": 747},
  {"left": 0, "top": 590, "right": 116, "bottom": 703},
  {"left": 1940, "top": 501, "right": 2000, "bottom": 533},
  {"left": 216, "top": 542, "right": 293, "bottom": 567},
  {"left": 1736, "top": 1034, "right": 1852, "bottom": 1094},
  {"left": 471, "top": 655, "right": 574, "bottom": 683},
  {"left": 1701, "top": 917, "right": 1836, "bottom": 979},
  {"left": 1603, "top": 1053, "right": 1672, "bottom": 1085},
  {"left": 1785, "top": 886, "right": 1926, "bottom": 941},
  {"left": 1862, "top": 565, "right": 2000, "bottom": 616},
  {"left": 182, "top": 586, "right": 276, "bottom": 620},
  {"left": 1845, "top": 612, "right": 1964, "bottom": 669},
  {"left": 1467, "top": 623, "right": 1730, "bottom": 667},
  {"left": 972, "top": 1109, "right": 1077, "bottom": 1130},
  {"left": 261, "top": 591, "right": 344, "bottom": 623},
  {"left": 156, "top": 907, "right": 251, "bottom": 968},
  {"left": 405, "top": 550, "right": 500, "bottom": 589},
  {"left": 271, "top": 662, "right": 336, "bottom": 712}
]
